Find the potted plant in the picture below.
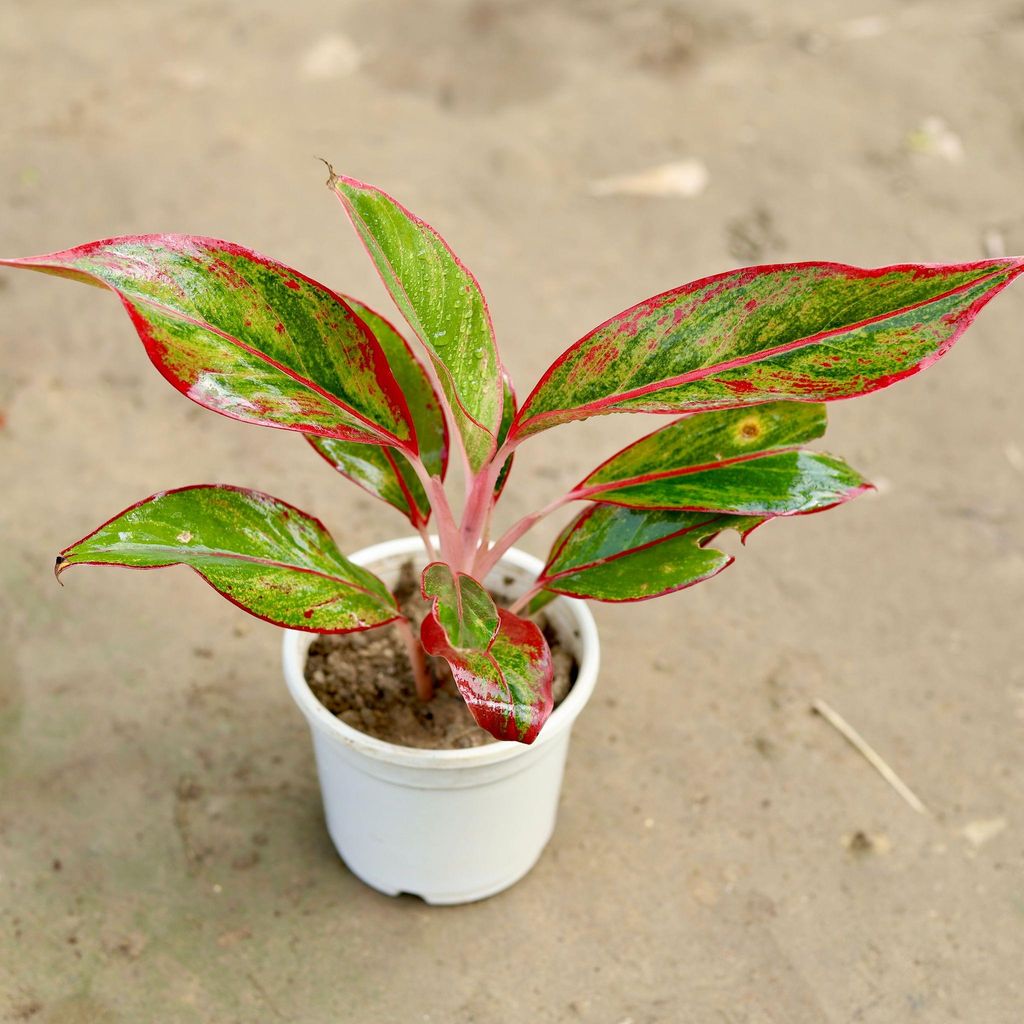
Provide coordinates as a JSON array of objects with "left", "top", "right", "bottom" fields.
[{"left": 4, "top": 171, "right": 1021, "bottom": 904}]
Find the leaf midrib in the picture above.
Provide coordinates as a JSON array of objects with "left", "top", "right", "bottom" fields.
[
  {"left": 580, "top": 446, "right": 806, "bottom": 497},
  {"left": 542, "top": 512, "right": 726, "bottom": 582},
  {"left": 64, "top": 544, "right": 390, "bottom": 602}
]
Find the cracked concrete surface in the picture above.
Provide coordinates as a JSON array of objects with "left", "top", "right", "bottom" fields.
[{"left": 2, "top": 1, "right": 1024, "bottom": 1021}]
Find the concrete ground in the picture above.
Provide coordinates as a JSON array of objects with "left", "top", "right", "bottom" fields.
[{"left": 2, "top": 1, "right": 1024, "bottom": 1020}]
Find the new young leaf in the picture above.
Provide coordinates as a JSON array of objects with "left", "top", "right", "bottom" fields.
[
  {"left": 420, "top": 608, "right": 553, "bottom": 743},
  {"left": 421, "top": 562, "right": 499, "bottom": 649}
]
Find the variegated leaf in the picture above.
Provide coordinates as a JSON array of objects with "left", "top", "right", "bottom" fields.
[
  {"left": 1, "top": 237, "right": 417, "bottom": 449},
  {"left": 528, "top": 504, "right": 764, "bottom": 610},
  {"left": 576, "top": 402, "right": 870, "bottom": 514},
  {"left": 308, "top": 299, "right": 448, "bottom": 525},
  {"left": 421, "top": 562, "right": 499, "bottom": 650},
  {"left": 513, "top": 259, "right": 1024, "bottom": 439},
  {"left": 55, "top": 485, "right": 398, "bottom": 632},
  {"left": 420, "top": 606, "right": 553, "bottom": 743},
  {"left": 306, "top": 440, "right": 429, "bottom": 526},
  {"left": 329, "top": 174, "right": 503, "bottom": 471}
]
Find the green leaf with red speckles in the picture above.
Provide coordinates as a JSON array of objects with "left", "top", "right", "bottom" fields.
[
  {"left": 512, "top": 259, "right": 1024, "bottom": 440},
  {"left": 0, "top": 237, "right": 418, "bottom": 449},
  {"left": 328, "top": 174, "right": 503, "bottom": 472},
  {"left": 307, "top": 299, "right": 447, "bottom": 525},
  {"left": 528, "top": 504, "right": 764, "bottom": 611},
  {"left": 421, "top": 605, "right": 553, "bottom": 743},
  {"left": 55, "top": 485, "right": 398, "bottom": 632},
  {"left": 575, "top": 402, "right": 870, "bottom": 514},
  {"left": 421, "top": 562, "right": 499, "bottom": 649},
  {"left": 307, "top": 440, "right": 430, "bottom": 526}
]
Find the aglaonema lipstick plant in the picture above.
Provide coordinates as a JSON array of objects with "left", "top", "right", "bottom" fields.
[{"left": 4, "top": 170, "right": 1022, "bottom": 744}]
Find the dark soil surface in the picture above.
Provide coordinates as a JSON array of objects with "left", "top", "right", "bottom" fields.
[{"left": 304, "top": 561, "right": 577, "bottom": 749}]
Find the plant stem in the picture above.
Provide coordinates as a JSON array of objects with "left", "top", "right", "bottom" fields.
[
  {"left": 407, "top": 454, "right": 463, "bottom": 567},
  {"left": 428, "top": 476, "right": 463, "bottom": 566},
  {"left": 459, "top": 437, "right": 517, "bottom": 571},
  {"left": 458, "top": 474, "right": 492, "bottom": 568},
  {"left": 412, "top": 347, "right": 473, "bottom": 505},
  {"left": 415, "top": 524, "right": 438, "bottom": 561},
  {"left": 475, "top": 488, "right": 580, "bottom": 577},
  {"left": 479, "top": 500, "right": 495, "bottom": 550},
  {"left": 394, "top": 617, "right": 433, "bottom": 701},
  {"left": 507, "top": 583, "right": 542, "bottom": 616}
]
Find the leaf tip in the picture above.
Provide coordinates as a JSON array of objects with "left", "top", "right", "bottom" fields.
[
  {"left": 54, "top": 554, "right": 67, "bottom": 585},
  {"left": 321, "top": 168, "right": 373, "bottom": 198},
  {"left": 738, "top": 521, "right": 764, "bottom": 545},
  {"left": 316, "top": 156, "right": 339, "bottom": 188}
]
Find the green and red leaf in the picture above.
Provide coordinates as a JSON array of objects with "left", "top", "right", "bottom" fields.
[
  {"left": 575, "top": 402, "right": 870, "bottom": 515},
  {"left": 421, "top": 562, "right": 499, "bottom": 650},
  {"left": 493, "top": 371, "right": 517, "bottom": 500},
  {"left": 307, "top": 299, "right": 447, "bottom": 525},
  {"left": 513, "top": 258, "right": 1024, "bottom": 439},
  {"left": 328, "top": 173, "right": 503, "bottom": 471},
  {"left": 55, "top": 485, "right": 399, "bottom": 632},
  {"left": 1, "top": 236, "right": 417, "bottom": 449},
  {"left": 306, "top": 440, "right": 430, "bottom": 526},
  {"left": 528, "top": 504, "right": 764, "bottom": 610},
  {"left": 421, "top": 607, "right": 553, "bottom": 744}
]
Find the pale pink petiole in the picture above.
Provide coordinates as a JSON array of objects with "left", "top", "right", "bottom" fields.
[
  {"left": 458, "top": 436, "right": 519, "bottom": 572},
  {"left": 406, "top": 453, "right": 463, "bottom": 567},
  {"left": 415, "top": 524, "right": 438, "bottom": 561},
  {"left": 394, "top": 616, "right": 433, "bottom": 701},
  {"left": 475, "top": 488, "right": 580, "bottom": 578},
  {"left": 507, "top": 583, "right": 543, "bottom": 616}
]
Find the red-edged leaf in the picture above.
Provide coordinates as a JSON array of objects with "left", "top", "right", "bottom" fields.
[
  {"left": 55, "top": 485, "right": 399, "bottom": 633},
  {"left": 328, "top": 173, "right": 503, "bottom": 472},
  {"left": 528, "top": 504, "right": 765, "bottom": 611},
  {"left": 344, "top": 298, "right": 448, "bottom": 477},
  {"left": 513, "top": 259, "right": 1024, "bottom": 439},
  {"left": 1, "top": 236, "right": 417, "bottom": 449},
  {"left": 307, "top": 299, "right": 448, "bottom": 526},
  {"left": 421, "top": 607, "right": 553, "bottom": 743},
  {"left": 575, "top": 402, "right": 870, "bottom": 515},
  {"left": 307, "top": 440, "right": 430, "bottom": 526}
]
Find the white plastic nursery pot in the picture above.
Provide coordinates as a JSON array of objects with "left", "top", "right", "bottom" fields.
[{"left": 282, "top": 536, "right": 600, "bottom": 905}]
